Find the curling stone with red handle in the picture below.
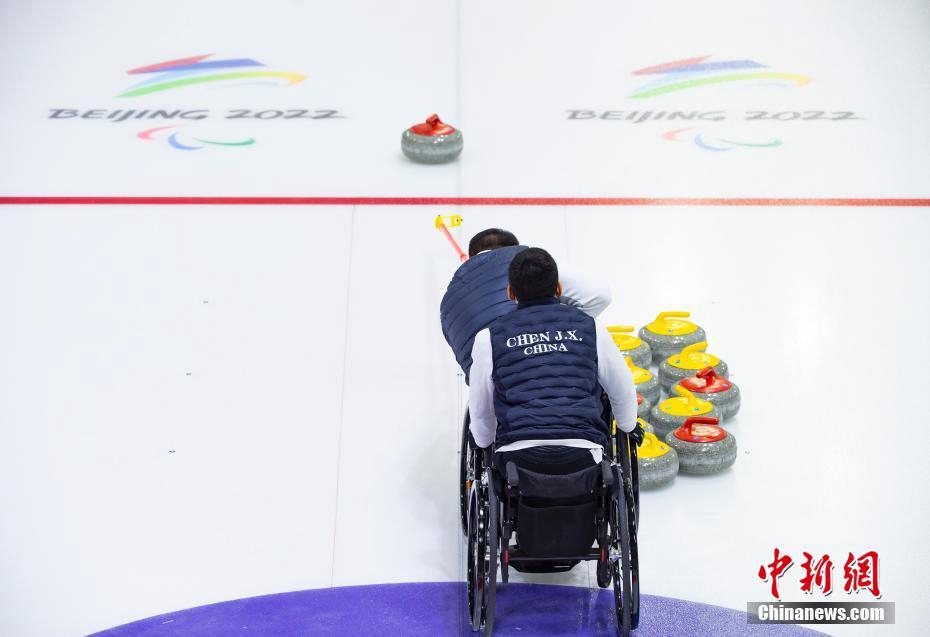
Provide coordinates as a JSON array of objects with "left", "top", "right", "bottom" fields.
[
  {"left": 607, "top": 325, "right": 653, "bottom": 367},
  {"left": 672, "top": 366, "right": 741, "bottom": 421},
  {"left": 638, "top": 311, "right": 706, "bottom": 362},
  {"left": 627, "top": 358, "right": 660, "bottom": 406},
  {"left": 401, "top": 114, "right": 463, "bottom": 163},
  {"left": 650, "top": 385, "right": 721, "bottom": 438},
  {"left": 637, "top": 431, "right": 679, "bottom": 489},
  {"left": 658, "top": 341, "right": 729, "bottom": 393},
  {"left": 665, "top": 416, "right": 737, "bottom": 475}
]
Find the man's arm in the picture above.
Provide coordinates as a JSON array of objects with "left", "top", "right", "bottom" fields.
[
  {"left": 559, "top": 267, "right": 612, "bottom": 318},
  {"left": 468, "top": 329, "right": 497, "bottom": 448},
  {"left": 595, "top": 321, "right": 638, "bottom": 433}
]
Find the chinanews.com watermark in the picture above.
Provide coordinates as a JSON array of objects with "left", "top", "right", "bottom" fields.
[
  {"left": 748, "top": 602, "right": 895, "bottom": 625},
  {"left": 750, "top": 547, "right": 895, "bottom": 626}
]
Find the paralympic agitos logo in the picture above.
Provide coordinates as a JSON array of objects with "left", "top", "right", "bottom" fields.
[
  {"left": 48, "top": 54, "right": 343, "bottom": 151},
  {"left": 567, "top": 54, "right": 863, "bottom": 152}
]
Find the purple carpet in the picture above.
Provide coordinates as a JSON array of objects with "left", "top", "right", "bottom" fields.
[{"left": 89, "top": 582, "right": 827, "bottom": 637}]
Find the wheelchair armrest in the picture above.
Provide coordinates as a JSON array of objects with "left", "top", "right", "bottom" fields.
[
  {"left": 506, "top": 461, "right": 520, "bottom": 488},
  {"left": 601, "top": 459, "right": 615, "bottom": 487}
]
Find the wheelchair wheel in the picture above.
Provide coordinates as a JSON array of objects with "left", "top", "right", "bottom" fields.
[
  {"left": 609, "top": 484, "right": 632, "bottom": 637},
  {"left": 460, "top": 410, "right": 472, "bottom": 538},
  {"left": 467, "top": 470, "right": 498, "bottom": 635}
]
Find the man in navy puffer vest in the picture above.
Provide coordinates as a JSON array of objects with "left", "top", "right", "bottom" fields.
[
  {"left": 468, "top": 248, "right": 640, "bottom": 473},
  {"left": 440, "top": 229, "right": 611, "bottom": 384}
]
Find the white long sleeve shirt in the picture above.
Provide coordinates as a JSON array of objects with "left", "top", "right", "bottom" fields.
[
  {"left": 468, "top": 316, "right": 639, "bottom": 449},
  {"left": 470, "top": 250, "right": 613, "bottom": 320}
]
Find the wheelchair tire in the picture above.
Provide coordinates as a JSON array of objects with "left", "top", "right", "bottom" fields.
[
  {"left": 610, "top": 470, "right": 632, "bottom": 637},
  {"left": 467, "top": 471, "right": 498, "bottom": 635},
  {"left": 467, "top": 490, "right": 478, "bottom": 626},
  {"left": 460, "top": 410, "right": 472, "bottom": 538},
  {"left": 596, "top": 554, "right": 611, "bottom": 588},
  {"left": 483, "top": 484, "right": 498, "bottom": 636}
]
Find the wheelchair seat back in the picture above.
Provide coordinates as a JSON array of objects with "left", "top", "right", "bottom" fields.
[{"left": 511, "top": 464, "right": 600, "bottom": 558}]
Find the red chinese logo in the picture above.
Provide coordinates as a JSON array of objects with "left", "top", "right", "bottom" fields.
[
  {"left": 757, "top": 548, "right": 793, "bottom": 600},
  {"left": 759, "top": 548, "right": 881, "bottom": 599},
  {"left": 800, "top": 552, "right": 834, "bottom": 595},
  {"left": 843, "top": 551, "right": 881, "bottom": 598}
]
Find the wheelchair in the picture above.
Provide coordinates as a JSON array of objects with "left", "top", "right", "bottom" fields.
[{"left": 460, "top": 404, "right": 641, "bottom": 636}]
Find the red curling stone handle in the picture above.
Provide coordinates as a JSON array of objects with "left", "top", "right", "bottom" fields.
[{"left": 680, "top": 416, "right": 720, "bottom": 437}]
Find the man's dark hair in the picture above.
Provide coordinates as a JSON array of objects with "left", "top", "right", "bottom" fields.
[
  {"left": 468, "top": 228, "right": 519, "bottom": 257},
  {"left": 508, "top": 247, "right": 559, "bottom": 301}
]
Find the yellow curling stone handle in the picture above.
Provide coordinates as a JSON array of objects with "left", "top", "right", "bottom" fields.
[
  {"left": 626, "top": 357, "right": 653, "bottom": 383},
  {"left": 607, "top": 325, "right": 643, "bottom": 350},
  {"left": 638, "top": 431, "right": 671, "bottom": 458},
  {"left": 668, "top": 341, "right": 721, "bottom": 370},
  {"left": 646, "top": 310, "right": 698, "bottom": 336},
  {"left": 661, "top": 384, "right": 714, "bottom": 416}
]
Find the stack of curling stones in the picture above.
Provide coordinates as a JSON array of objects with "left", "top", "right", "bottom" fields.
[
  {"left": 637, "top": 430, "right": 679, "bottom": 489},
  {"left": 658, "top": 341, "right": 728, "bottom": 393},
  {"left": 638, "top": 311, "right": 706, "bottom": 362},
  {"left": 627, "top": 357, "right": 660, "bottom": 406},
  {"left": 665, "top": 416, "right": 737, "bottom": 475},
  {"left": 401, "top": 114, "right": 463, "bottom": 164},
  {"left": 650, "top": 385, "right": 720, "bottom": 438},
  {"left": 608, "top": 325, "right": 652, "bottom": 367},
  {"left": 671, "top": 366, "right": 740, "bottom": 421}
]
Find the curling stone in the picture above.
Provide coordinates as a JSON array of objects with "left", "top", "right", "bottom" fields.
[
  {"left": 638, "top": 311, "right": 706, "bottom": 362},
  {"left": 627, "top": 357, "right": 660, "bottom": 406},
  {"left": 649, "top": 385, "right": 721, "bottom": 438},
  {"left": 672, "top": 366, "right": 741, "bottom": 421},
  {"left": 665, "top": 416, "right": 737, "bottom": 475},
  {"left": 608, "top": 325, "right": 653, "bottom": 367},
  {"left": 638, "top": 417, "right": 654, "bottom": 435},
  {"left": 401, "top": 114, "right": 463, "bottom": 164},
  {"left": 637, "top": 431, "right": 679, "bottom": 489},
  {"left": 658, "top": 341, "right": 729, "bottom": 393},
  {"left": 637, "top": 393, "right": 651, "bottom": 420}
]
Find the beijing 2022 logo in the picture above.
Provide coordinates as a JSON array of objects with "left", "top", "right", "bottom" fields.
[
  {"left": 48, "top": 54, "right": 343, "bottom": 151},
  {"left": 567, "top": 54, "right": 864, "bottom": 152}
]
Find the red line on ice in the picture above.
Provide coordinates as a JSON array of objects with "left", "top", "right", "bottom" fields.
[{"left": 1, "top": 197, "right": 929, "bottom": 206}]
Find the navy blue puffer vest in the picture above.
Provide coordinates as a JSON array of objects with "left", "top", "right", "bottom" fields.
[
  {"left": 489, "top": 297, "right": 608, "bottom": 447},
  {"left": 440, "top": 245, "right": 527, "bottom": 383}
]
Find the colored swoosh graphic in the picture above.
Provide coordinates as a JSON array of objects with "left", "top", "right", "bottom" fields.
[
  {"left": 663, "top": 127, "right": 782, "bottom": 152},
  {"left": 118, "top": 71, "right": 305, "bottom": 97},
  {"left": 694, "top": 134, "right": 731, "bottom": 152},
  {"left": 168, "top": 133, "right": 202, "bottom": 150},
  {"left": 719, "top": 138, "right": 782, "bottom": 148},
  {"left": 137, "top": 126, "right": 256, "bottom": 150},
  {"left": 630, "top": 72, "right": 810, "bottom": 99},
  {"left": 194, "top": 137, "right": 255, "bottom": 147}
]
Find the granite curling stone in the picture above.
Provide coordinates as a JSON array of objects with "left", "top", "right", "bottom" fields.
[
  {"left": 638, "top": 311, "right": 706, "bottom": 362},
  {"left": 650, "top": 385, "right": 721, "bottom": 438},
  {"left": 658, "top": 341, "right": 729, "bottom": 393},
  {"left": 637, "top": 431, "right": 679, "bottom": 489},
  {"left": 672, "top": 366, "right": 741, "bottom": 421},
  {"left": 627, "top": 357, "right": 660, "bottom": 406},
  {"left": 638, "top": 417, "right": 654, "bottom": 435},
  {"left": 608, "top": 325, "right": 653, "bottom": 367},
  {"left": 665, "top": 416, "right": 737, "bottom": 475},
  {"left": 637, "top": 393, "right": 651, "bottom": 420},
  {"left": 401, "top": 114, "right": 463, "bottom": 164}
]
